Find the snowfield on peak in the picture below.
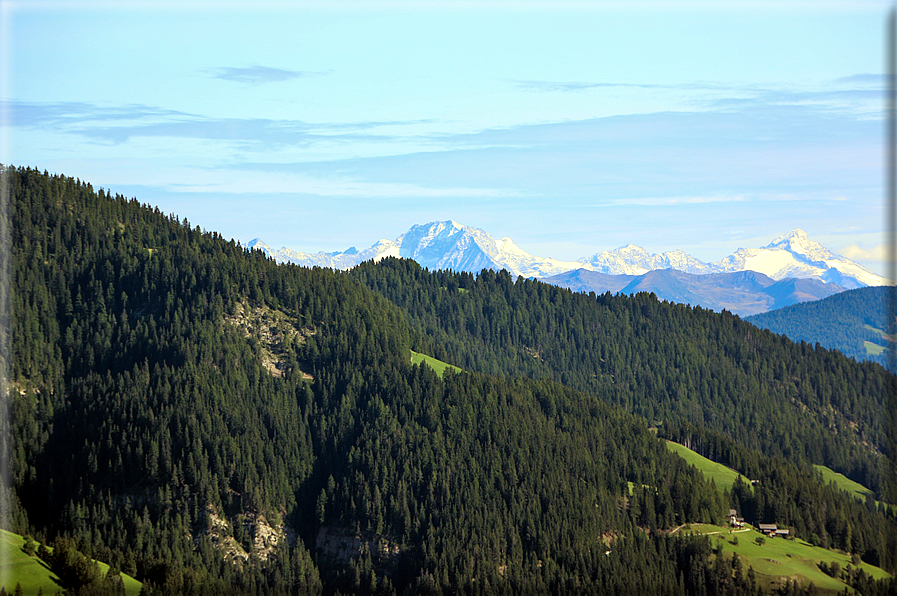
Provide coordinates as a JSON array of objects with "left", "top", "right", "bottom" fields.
[{"left": 710, "top": 229, "right": 886, "bottom": 288}]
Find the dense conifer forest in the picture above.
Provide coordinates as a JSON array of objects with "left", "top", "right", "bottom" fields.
[
  {"left": 349, "top": 259, "right": 893, "bottom": 492},
  {"left": 3, "top": 166, "right": 896, "bottom": 594}
]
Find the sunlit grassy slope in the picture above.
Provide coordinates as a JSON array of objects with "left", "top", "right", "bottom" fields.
[
  {"left": 685, "top": 524, "right": 891, "bottom": 594},
  {"left": 813, "top": 464, "right": 873, "bottom": 501},
  {"left": 0, "top": 529, "right": 142, "bottom": 596},
  {"left": 664, "top": 440, "right": 752, "bottom": 494},
  {"left": 410, "top": 349, "right": 462, "bottom": 377},
  {"left": 813, "top": 464, "right": 895, "bottom": 515}
]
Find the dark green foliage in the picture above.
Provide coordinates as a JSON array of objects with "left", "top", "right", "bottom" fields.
[
  {"left": 46, "top": 538, "right": 107, "bottom": 594},
  {"left": 6, "top": 166, "right": 371, "bottom": 594},
  {"left": 22, "top": 534, "right": 35, "bottom": 556},
  {"left": 5, "top": 166, "right": 896, "bottom": 594},
  {"left": 841, "top": 568, "right": 897, "bottom": 595}
]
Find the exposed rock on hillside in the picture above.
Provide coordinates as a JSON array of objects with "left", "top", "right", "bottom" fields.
[
  {"left": 225, "top": 301, "right": 315, "bottom": 379},
  {"left": 316, "top": 526, "right": 402, "bottom": 571},
  {"left": 199, "top": 505, "right": 292, "bottom": 566},
  {"left": 203, "top": 507, "right": 250, "bottom": 566}
]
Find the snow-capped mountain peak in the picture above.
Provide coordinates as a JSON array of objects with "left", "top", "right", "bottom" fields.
[
  {"left": 579, "top": 244, "right": 712, "bottom": 276},
  {"left": 710, "top": 229, "right": 885, "bottom": 288},
  {"left": 765, "top": 228, "right": 828, "bottom": 258},
  {"left": 247, "top": 238, "right": 270, "bottom": 251},
  {"left": 769, "top": 228, "right": 809, "bottom": 246}
]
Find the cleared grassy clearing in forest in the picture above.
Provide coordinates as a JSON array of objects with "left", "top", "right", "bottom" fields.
[
  {"left": 664, "top": 440, "right": 751, "bottom": 494},
  {"left": 863, "top": 324, "right": 892, "bottom": 340},
  {"left": 409, "top": 349, "right": 462, "bottom": 377},
  {"left": 863, "top": 324, "right": 893, "bottom": 355},
  {"left": 864, "top": 340, "right": 886, "bottom": 355},
  {"left": 689, "top": 525, "right": 892, "bottom": 594},
  {"left": 814, "top": 464, "right": 896, "bottom": 515},
  {"left": 813, "top": 465, "right": 873, "bottom": 501}
]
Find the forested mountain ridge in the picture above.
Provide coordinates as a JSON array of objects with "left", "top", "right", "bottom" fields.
[
  {"left": 348, "top": 258, "right": 892, "bottom": 495},
  {"left": 5, "top": 166, "right": 897, "bottom": 594},
  {"left": 542, "top": 268, "right": 846, "bottom": 317},
  {"left": 745, "top": 286, "right": 895, "bottom": 371}
]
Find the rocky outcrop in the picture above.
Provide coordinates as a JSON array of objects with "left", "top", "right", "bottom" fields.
[
  {"left": 203, "top": 507, "right": 250, "bottom": 567},
  {"left": 199, "top": 504, "right": 294, "bottom": 567},
  {"left": 315, "top": 526, "right": 402, "bottom": 570},
  {"left": 247, "top": 512, "right": 286, "bottom": 559},
  {"left": 224, "top": 300, "right": 315, "bottom": 379}
]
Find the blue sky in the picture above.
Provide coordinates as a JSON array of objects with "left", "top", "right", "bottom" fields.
[{"left": 1, "top": 0, "right": 892, "bottom": 275}]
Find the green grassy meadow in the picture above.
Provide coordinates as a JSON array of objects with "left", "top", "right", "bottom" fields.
[
  {"left": 863, "top": 324, "right": 893, "bottom": 340},
  {"left": 664, "top": 440, "right": 752, "bottom": 494},
  {"left": 863, "top": 324, "right": 893, "bottom": 355},
  {"left": 0, "top": 529, "right": 142, "bottom": 596},
  {"left": 410, "top": 350, "right": 462, "bottom": 377},
  {"left": 813, "top": 464, "right": 895, "bottom": 515},
  {"left": 687, "top": 524, "right": 892, "bottom": 594},
  {"left": 864, "top": 340, "right": 886, "bottom": 356}
]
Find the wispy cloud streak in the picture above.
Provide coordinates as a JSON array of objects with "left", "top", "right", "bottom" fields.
[
  {"left": 1, "top": 100, "right": 439, "bottom": 147},
  {"left": 514, "top": 79, "right": 736, "bottom": 93},
  {"left": 593, "top": 195, "right": 750, "bottom": 207},
  {"left": 515, "top": 76, "right": 883, "bottom": 118},
  {"left": 205, "top": 65, "right": 327, "bottom": 84},
  {"left": 2, "top": 101, "right": 187, "bottom": 126},
  {"left": 832, "top": 73, "right": 883, "bottom": 86}
]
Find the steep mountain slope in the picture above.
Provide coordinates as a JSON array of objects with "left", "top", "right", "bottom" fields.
[
  {"left": 544, "top": 268, "right": 845, "bottom": 316},
  {"left": 349, "top": 259, "right": 897, "bottom": 574},
  {"left": 745, "top": 286, "right": 895, "bottom": 370}
]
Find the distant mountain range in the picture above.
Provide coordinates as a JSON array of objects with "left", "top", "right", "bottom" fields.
[
  {"left": 249, "top": 222, "right": 890, "bottom": 316},
  {"left": 543, "top": 268, "right": 847, "bottom": 317}
]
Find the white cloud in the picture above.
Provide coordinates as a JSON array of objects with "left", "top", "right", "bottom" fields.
[{"left": 842, "top": 243, "right": 894, "bottom": 262}]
